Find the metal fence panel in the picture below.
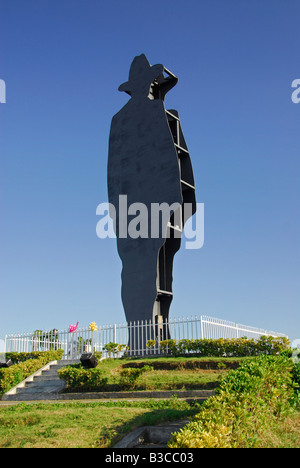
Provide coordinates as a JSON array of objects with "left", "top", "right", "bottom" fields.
[{"left": 4, "top": 315, "right": 287, "bottom": 360}]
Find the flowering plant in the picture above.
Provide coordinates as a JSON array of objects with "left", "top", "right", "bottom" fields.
[{"left": 89, "top": 322, "right": 98, "bottom": 332}]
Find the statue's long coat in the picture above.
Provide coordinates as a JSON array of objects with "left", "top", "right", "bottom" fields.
[{"left": 108, "top": 96, "right": 182, "bottom": 323}]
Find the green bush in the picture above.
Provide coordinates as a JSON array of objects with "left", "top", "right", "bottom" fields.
[
  {"left": 0, "top": 350, "right": 64, "bottom": 395},
  {"left": 103, "top": 342, "right": 128, "bottom": 357},
  {"left": 292, "top": 362, "right": 300, "bottom": 389},
  {"left": 149, "top": 336, "right": 290, "bottom": 358},
  {"left": 6, "top": 350, "right": 64, "bottom": 364},
  {"left": 168, "top": 355, "right": 294, "bottom": 448},
  {"left": 94, "top": 351, "right": 102, "bottom": 361},
  {"left": 58, "top": 363, "right": 154, "bottom": 392},
  {"left": 118, "top": 365, "right": 154, "bottom": 390},
  {"left": 58, "top": 366, "right": 108, "bottom": 392}
]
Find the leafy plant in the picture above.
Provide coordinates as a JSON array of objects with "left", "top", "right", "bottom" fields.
[
  {"left": 146, "top": 340, "right": 156, "bottom": 349},
  {"left": 58, "top": 366, "right": 108, "bottom": 392},
  {"left": 6, "top": 350, "right": 63, "bottom": 364},
  {"left": 94, "top": 351, "right": 103, "bottom": 361},
  {"left": 0, "top": 350, "right": 64, "bottom": 395},
  {"left": 159, "top": 339, "right": 179, "bottom": 356},
  {"left": 157, "top": 336, "right": 290, "bottom": 358},
  {"left": 118, "top": 365, "right": 154, "bottom": 390},
  {"left": 103, "top": 342, "right": 128, "bottom": 358},
  {"left": 292, "top": 363, "right": 300, "bottom": 389},
  {"left": 169, "top": 355, "right": 295, "bottom": 448}
]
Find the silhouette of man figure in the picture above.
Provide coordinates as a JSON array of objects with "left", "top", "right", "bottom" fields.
[{"left": 108, "top": 54, "right": 196, "bottom": 353}]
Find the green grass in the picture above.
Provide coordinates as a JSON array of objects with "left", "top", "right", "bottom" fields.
[
  {"left": 61, "top": 356, "right": 247, "bottom": 393},
  {"left": 0, "top": 398, "right": 201, "bottom": 448},
  {"left": 0, "top": 356, "right": 237, "bottom": 448},
  {"left": 1, "top": 398, "right": 299, "bottom": 448},
  {"left": 168, "top": 355, "right": 300, "bottom": 448},
  {"left": 1, "top": 356, "right": 299, "bottom": 448},
  {"left": 254, "top": 411, "right": 300, "bottom": 448},
  {"left": 139, "top": 368, "right": 221, "bottom": 390}
]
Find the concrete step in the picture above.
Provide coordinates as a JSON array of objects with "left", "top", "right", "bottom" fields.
[
  {"left": 4, "top": 392, "right": 62, "bottom": 401},
  {"left": 23, "top": 379, "right": 63, "bottom": 389},
  {"left": 2, "top": 360, "right": 80, "bottom": 401},
  {"left": 17, "top": 384, "right": 64, "bottom": 394},
  {"left": 17, "top": 379, "right": 65, "bottom": 392},
  {"left": 114, "top": 419, "right": 191, "bottom": 448},
  {"left": 40, "top": 369, "right": 63, "bottom": 377},
  {"left": 46, "top": 360, "right": 79, "bottom": 370},
  {"left": 31, "top": 374, "right": 61, "bottom": 382},
  {"left": 58, "top": 360, "right": 80, "bottom": 366}
]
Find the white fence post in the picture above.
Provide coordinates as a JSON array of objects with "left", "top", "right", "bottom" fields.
[
  {"left": 5, "top": 315, "right": 288, "bottom": 359},
  {"left": 200, "top": 315, "right": 204, "bottom": 339},
  {"left": 113, "top": 324, "right": 117, "bottom": 344}
]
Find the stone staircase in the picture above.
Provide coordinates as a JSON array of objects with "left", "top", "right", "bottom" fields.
[
  {"left": 2, "top": 359, "right": 215, "bottom": 404},
  {"left": 2, "top": 360, "right": 79, "bottom": 401},
  {"left": 114, "top": 419, "right": 191, "bottom": 448}
]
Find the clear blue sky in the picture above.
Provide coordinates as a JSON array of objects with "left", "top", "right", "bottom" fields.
[{"left": 0, "top": 0, "right": 299, "bottom": 342}]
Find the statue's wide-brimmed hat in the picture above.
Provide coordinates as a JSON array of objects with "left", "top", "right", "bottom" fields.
[{"left": 118, "top": 54, "right": 164, "bottom": 93}]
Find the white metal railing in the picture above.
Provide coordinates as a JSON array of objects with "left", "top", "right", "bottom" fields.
[{"left": 4, "top": 315, "right": 287, "bottom": 360}]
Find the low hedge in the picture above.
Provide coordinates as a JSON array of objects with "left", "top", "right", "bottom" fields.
[
  {"left": 168, "top": 355, "right": 296, "bottom": 448},
  {"left": 5, "top": 350, "right": 64, "bottom": 364},
  {"left": 58, "top": 364, "right": 155, "bottom": 392},
  {"left": 147, "top": 336, "right": 290, "bottom": 357},
  {"left": 292, "top": 362, "right": 300, "bottom": 390},
  {"left": 121, "top": 359, "right": 241, "bottom": 370},
  {"left": 0, "top": 350, "right": 64, "bottom": 395},
  {"left": 58, "top": 366, "right": 108, "bottom": 392},
  {"left": 118, "top": 365, "right": 154, "bottom": 390}
]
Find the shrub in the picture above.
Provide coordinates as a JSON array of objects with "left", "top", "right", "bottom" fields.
[
  {"left": 168, "top": 355, "right": 294, "bottom": 448},
  {"left": 292, "top": 362, "right": 300, "bottom": 389},
  {"left": 159, "top": 340, "right": 179, "bottom": 356},
  {"left": 103, "top": 343, "right": 128, "bottom": 358},
  {"left": 58, "top": 366, "right": 108, "bottom": 392},
  {"left": 152, "top": 336, "right": 290, "bottom": 358},
  {"left": 0, "top": 350, "right": 64, "bottom": 395},
  {"left": 118, "top": 365, "right": 154, "bottom": 390},
  {"left": 94, "top": 351, "right": 103, "bottom": 361},
  {"left": 146, "top": 340, "right": 156, "bottom": 349},
  {"left": 292, "top": 363, "right": 300, "bottom": 408},
  {"left": 5, "top": 350, "right": 64, "bottom": 364}
]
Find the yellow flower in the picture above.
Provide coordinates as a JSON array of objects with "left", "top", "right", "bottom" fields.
[{"left": 89, "top": 322, "right": 98, "bottom": 332}]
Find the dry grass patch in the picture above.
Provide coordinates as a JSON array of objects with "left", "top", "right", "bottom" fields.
[{"left": 257, "top": 412, "right": 300, "bottom": 448}]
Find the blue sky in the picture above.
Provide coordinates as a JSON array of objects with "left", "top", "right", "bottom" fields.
[{"left": 0, "top": 0, "right": 299, "bottom": 342}]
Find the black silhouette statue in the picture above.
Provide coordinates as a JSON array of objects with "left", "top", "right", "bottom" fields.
[{"left": 108, "top": 54, "right": 196, "bottom": 354}]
